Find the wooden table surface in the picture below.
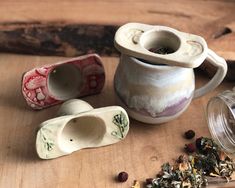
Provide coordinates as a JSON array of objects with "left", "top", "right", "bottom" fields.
[{"left": 0, "top": 1, "right": 235, "bottom": 188}]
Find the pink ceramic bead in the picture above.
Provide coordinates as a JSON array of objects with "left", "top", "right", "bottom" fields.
[{"left": 22, "top": 54, "right": 105, "bottom": 110}]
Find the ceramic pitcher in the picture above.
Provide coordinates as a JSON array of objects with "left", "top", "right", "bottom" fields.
[{"left": 114, "top": 23, "right": 227, "bottom": 124}]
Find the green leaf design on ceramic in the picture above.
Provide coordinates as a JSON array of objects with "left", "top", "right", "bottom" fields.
[
  {"left": 111, "top": 111, "right": 128, "bottom": 139},
  {"left": 39, "top": 127, "right": 55, "bottom": 152}
]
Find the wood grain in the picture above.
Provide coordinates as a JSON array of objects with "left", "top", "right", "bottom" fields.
[
  {"left": 0, "top": 0, "right": 235, "bottom": 79},
  {"left": 0, "top": 0, "right": 235, "bottom": 57},
  {"left": 0, "top": 1, "right": 235, "bottom": 188},
  {"left": 0, "top": 0, "right": 235, "bottom": 53},
  {"left": 0, "top": 53, "right": 234, "bottom": 188},
  {"left": 0, "top": 23, "right": 118, "bottom": 56}
]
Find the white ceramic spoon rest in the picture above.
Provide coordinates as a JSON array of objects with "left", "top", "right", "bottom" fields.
[{"left": 36, "top": 100, "right": 129, "bottom": 159}]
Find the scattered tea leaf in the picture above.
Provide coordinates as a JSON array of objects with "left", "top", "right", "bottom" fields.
[{"left": 145, "top": 137, "right": 235, "bottom": 188}]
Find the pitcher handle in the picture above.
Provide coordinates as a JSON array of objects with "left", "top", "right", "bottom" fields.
[{"left": 193, "top": 49, "right": 227, "bottom": 98}]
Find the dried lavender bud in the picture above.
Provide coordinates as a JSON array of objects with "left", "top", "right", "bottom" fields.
[
  {"left": 184, "top": 130, "right": 195, "bottom": 139},
  {"left": 132, "top": 180, "right": 140, "bottom": 188},
  {"left": 184, "top": 143, "right": 196, "bottom": 153},
  {"left": 117, "top": 171, "right": 128, "bottom": 182}
]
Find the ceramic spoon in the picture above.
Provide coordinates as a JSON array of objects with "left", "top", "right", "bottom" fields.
[
  {"left": 57, "top": 99, "right": 94, "bottom": 116},
  {"left": 36, "top": 102, "right": 129, "bottom": 159},
  {"left": 114, "top": 23, "right": 227, "bottom": 69},
  {"left": 114, "top": 22, "right": 227, "bottom": 100},
  {"left": 22, "top": 54, "right": 105, "bottom": 110}
]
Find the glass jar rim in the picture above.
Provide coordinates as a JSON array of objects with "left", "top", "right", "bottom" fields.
[{"left": 207, "top": 90, "right": 235, "bottom": 154}]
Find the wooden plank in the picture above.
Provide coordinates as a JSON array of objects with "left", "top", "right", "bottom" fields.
[
  {"left": 0, "top": 0, "right": 234, "bottom": 57},
  {"left": 0, "top": 1, "right": 235, "bottom": 187},
  {"left": 0, "top": 23, "right": 118, "bottom": 56},
  {"left": 0, "top": 53, "right": 234, "bottom": 188},
  {"left": 0, "top": 0, "right": 234, "bottom": 79}
]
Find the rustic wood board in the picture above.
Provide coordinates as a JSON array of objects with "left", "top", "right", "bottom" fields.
[
  {"left": 0, "top": 53, "right": 234, "bottom": 188},
  {"left": 1, "top": 0, "right": 235, "bottom": 187},
  {"left": 0, "top": 0, "right": 235, "bottom": 59},
  {"left": 0, "top": 0, "right": 235, "bottom": 80}
]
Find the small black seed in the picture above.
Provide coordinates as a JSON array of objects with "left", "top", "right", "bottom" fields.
[{"left": 184, "top": 130, "right": 195, "bottom": 139}]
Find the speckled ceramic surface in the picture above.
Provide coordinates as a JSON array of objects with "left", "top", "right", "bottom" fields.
[{"left": 36, "top": 100, "right": 129, "bottom": 159}]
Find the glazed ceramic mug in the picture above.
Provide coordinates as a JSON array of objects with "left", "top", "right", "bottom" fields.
[{"left": 114, "top": 23, "right": 227, "bottom": 124}]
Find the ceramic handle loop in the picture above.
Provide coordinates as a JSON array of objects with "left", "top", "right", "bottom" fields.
[{"left": 193, "top": 49, "right": 227, "bottom": 98}]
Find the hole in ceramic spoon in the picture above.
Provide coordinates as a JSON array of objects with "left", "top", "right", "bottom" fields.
[
  {"left": 142, "top": 30, "right": 180, "bottom": 55},
  {"left": 60, "top": 116, "right": 106, "bottom": 152},
  {"left": 48, "top": 64, "right": 82, "bottom": 100}
]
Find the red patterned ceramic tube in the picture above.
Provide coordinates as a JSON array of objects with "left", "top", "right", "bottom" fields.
[{"left": 22, "top": 54, "right": 105, "bottom": 110}]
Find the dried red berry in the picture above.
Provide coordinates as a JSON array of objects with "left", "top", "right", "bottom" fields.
[
  {"left": 184, "top": 130, "right": 195, "bottom": 139},
  {"left": 117, "top": 171, "right": 128, "bottom": 182},
  {"left": 184, "top": 143, "right": 196, "bottom": 153},
  {"left": 145, "top": 178, "right": 153, "bottom": 185}
]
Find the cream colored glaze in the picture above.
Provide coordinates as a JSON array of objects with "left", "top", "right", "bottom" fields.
[
  {"left": 115, "top": 92, "right": 192, "bottom": 124},
  {"left": 57, "top": 99, "right": 93, "bottom": 116},
  {"left": 36, "top": 105, "right": 129, "bottom": 159},
  {"left": 48, "top": 63, "right": 82, "bottom": 100},
  {"left": 114, "top": 23, "right": 208, "bottom": 68},
  {"left": 114, "top": 23, "right": 227, "bottom": 124},
  {"left": 59, "top": 116, "right": 106, "bottom": 152},
  {"left": 114, "top": 55, "right": 194, "bottom": 117}
]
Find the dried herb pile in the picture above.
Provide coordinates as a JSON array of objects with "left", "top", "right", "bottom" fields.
[{"left": 146, "top": 137, "right": 235, "bottom": 188}]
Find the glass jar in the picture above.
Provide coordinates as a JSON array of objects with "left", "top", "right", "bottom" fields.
[{"left": 207, "top": 88, "right": 235, "bottom": 154}]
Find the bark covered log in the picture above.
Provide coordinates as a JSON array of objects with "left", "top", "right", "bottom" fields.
[
  {"left": 0, "top": 21, "right": 234, "bottom": 80},
  {"left": 0, "top": 22, "right": 119, "bottom": 57}
]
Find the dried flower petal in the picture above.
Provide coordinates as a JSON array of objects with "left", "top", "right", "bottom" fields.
[
  {"left": 219, "top": 151, "right": 227, "bottom": 161},
  {"left": 182, "top": 180, "right": 191, "bottom": 187},
  {"left": 179, "top": 162, "right": 189, "bottom": 171},
  {"left": 131, "top": 180, "right": 140, "bottom": 188},
  {"left": 209, "top": 172, "right": 220, "bottom": 177},
  {"left": 144, "top": 137, "right": 235, "bottom": 188}
]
